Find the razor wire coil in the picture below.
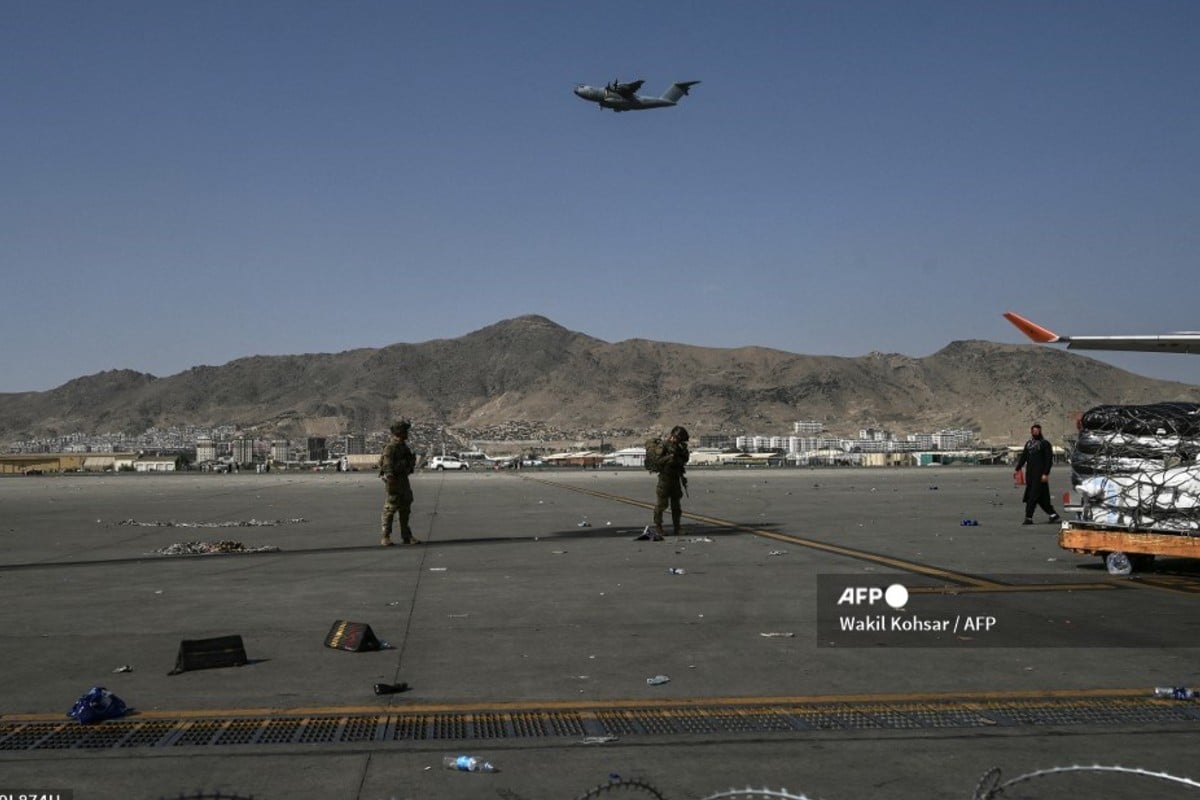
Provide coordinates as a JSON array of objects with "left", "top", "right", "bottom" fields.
[{"left": 973, "top": 763, "right": 1200, "bottom": 798}]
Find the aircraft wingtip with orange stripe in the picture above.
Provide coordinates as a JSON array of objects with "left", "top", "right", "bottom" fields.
[{"left": 1003, "top": 312, "right": 1063, "bottom": 344}]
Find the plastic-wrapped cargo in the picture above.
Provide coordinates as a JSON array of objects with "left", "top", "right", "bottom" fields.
[
  {"left": 1077, "top": 466, "right": 1200, "bottom": 530},
  {"left": 1072, "top": 452, "right": 1178, "bottom": 479},
  {"left": 1072, "top": 402, "right": 1200, "bottom": 532}
]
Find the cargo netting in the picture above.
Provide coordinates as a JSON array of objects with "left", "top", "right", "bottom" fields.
[{"left": 1071, "top": 402, "right": 1200, "bottom": 532}]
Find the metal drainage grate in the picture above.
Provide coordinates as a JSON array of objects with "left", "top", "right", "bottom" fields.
[{"left": 2, "top": 698, "right": 1196, "bottom": 752}]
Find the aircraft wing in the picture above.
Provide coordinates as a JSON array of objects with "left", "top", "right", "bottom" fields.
[
  {"left": 611, "top": 79, "right": 644, "bottom": 98},
  {"left": 1003, "top": 312, "right": 1200, "bottom": 354}
]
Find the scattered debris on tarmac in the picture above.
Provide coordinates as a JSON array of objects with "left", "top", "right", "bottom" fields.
[
  {"left": 152, "top": 541, "right": 281, "bottom": 556},
  {"left": 120, "top": 517, "right": 306, "bottom": 528}
]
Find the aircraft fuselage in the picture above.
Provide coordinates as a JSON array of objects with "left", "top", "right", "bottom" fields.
[{"left": 573, "top": 85, "right": 677, "bottom": 112}]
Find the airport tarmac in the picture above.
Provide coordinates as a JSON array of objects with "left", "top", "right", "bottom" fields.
[{"left": 1, "top": 467, "right": 1198, "bottom": 800}]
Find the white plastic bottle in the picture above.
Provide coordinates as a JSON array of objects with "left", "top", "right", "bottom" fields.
[{"left": 443, "top": 755, "right": 497, "bottom": 772}]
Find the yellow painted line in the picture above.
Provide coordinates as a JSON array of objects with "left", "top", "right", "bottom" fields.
[
  {"left": 523, "top": 476, "right": 1200, "bottom": 595},
  {"left": 523, "top": 476, "right": 1003, "bottom": 588},
  {"left": 0, "top": 687, "right": 1157, "bottom": 724},
  {"left": 1120, "top": 576, "right": 1200, "bottom": 596},
  {"left": 701, "top": 514, "right": 1005, "bottom": 588}
]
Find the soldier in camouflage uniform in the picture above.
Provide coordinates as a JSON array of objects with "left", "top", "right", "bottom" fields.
[
  {"left": 651, "top": 425, "right": 690, "bottom": 540},
  {"left": 379, "top": 420, "right": 420, "bottom": 546}
]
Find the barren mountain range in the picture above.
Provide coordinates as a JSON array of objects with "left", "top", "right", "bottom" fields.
[{"left": 2, "top": 315, "right": 1198, "bottom": 446}]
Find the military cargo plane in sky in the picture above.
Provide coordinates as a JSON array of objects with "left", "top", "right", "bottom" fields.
[
  {"left": 573, "top": 78, "right": 700, "bottom": 112},
  {"left": 1004, "top": 311, "right": 1200, "bottom": 354}
]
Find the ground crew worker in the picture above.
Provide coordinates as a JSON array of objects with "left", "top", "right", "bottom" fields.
[
  {"left": 650, "top": 425, "right": 690, "bottom": 540},
  {"left": 1014, "top": 423, "right": 1061, "bottom": 525},
  {"left": 379, "top": 420, "right": 420, "bottom": 546}
]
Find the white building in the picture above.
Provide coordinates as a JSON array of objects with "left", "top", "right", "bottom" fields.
[
  {"left": 932, "top": 429, "right": 976, "bottom": 450},
  {"left": 134, "top": 456, "right": 181, "bottom": 472},
  {"left": 231, "top": 438, "right": 256, "bottom": 466},
  {"left": 603, "top": 447, "right": 646, "bottom": 467},
  {"left": 790, "top": 436, "right": 844, "bottom": 453},
  {"left": 736, "top": 435, "right": 777, "bottom": 452},
  {"left": 271, "top": 440, "right": 291, "bottom": 462},
  {"left": 196, "top": 437, "right": 216, "bottom": 463}
]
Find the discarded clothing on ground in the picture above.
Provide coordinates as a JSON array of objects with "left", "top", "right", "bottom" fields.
[{"left": 67, "top": 686, "right": 128, "bottom": 724}]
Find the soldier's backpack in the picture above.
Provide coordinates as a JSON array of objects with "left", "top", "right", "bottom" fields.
[{"left": 644, "top": 437, "right": 667, "bottom": 472}]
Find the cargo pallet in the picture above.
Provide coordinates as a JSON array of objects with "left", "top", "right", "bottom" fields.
[{"left": 1059, "top": 511, "right": 1200, "bottom": 573}]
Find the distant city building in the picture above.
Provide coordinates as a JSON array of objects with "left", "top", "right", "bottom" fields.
[
  {"left": 737, "top": 426, "right": 978, "bottom": 456},
  {"left": 134, "top": 455, "right": 184, "bottom": 472},
  {"left": 271, "top": 440, "right": 290, "bottom": 462},
  {"left": 737, "top": 435, "right": 782, "bottom": 453},
  {"left": 932, "top": 429, "right": 976, "bottom": 450},
  {"left": 195, "top": 437, "right": 216, "bottom": 463},
  {"left": 344, "top": 434, "right": 365, "bottom": 455},
  {"left": 307, "top": 437, "right": 327, "bottom": 462},
  {"left": 793, "top": 421, "right": 824, "bottom": 434},
  {"left": 603, "top": 447, "right": 646, "bottom": 467},
  {"left": 698, "top": 434, "right": 733, "bottom": 449},
  {"left": 231, "top": 438, "right": 255, "bottom": 466}
]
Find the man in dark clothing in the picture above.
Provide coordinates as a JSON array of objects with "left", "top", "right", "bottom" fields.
[
  {"left": 379, "top": 420, "right": 420, "bottom": 546},
  {"left": 648, "top": 425, "right": 690, "bottom": 541},
  {"left": 1013, "top": 423, "right": 1061, "bottom": 525}
]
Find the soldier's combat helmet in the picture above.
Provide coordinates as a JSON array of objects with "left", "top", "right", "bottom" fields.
[
  {"left": 390, "top": 420, "right": 411, "bottom": 437},
  {"left": 669, "top": 425, "right": 689, "bottom": 442}
]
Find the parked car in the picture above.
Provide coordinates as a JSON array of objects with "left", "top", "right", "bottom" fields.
[{"left": 427, "top": 455, "right": 469, "bottom": 471}]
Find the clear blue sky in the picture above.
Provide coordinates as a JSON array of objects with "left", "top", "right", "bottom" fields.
[{"left": 3, "top": 0, "right": 1199, "bottom": 393}]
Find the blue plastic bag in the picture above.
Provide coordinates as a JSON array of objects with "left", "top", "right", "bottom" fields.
[{"left": 67, "top": 686, "right": 128, "bottom": 724}]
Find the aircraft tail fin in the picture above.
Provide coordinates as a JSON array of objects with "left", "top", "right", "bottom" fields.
[
  {"left": 1003, "top": 312, "right": 1064, "bottom": 344},
  {"left": 662, "top": 81, "right": 700, "bottom": 103}
]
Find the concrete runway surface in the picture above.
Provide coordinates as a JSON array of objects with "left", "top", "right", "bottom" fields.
[{"left": 1, "top": 467, "right": 1198, "bottom": 800}]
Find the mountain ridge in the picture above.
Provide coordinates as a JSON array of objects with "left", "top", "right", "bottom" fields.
[{"left": 2, "top": 315, "right": 1198, "bottom": 445}]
